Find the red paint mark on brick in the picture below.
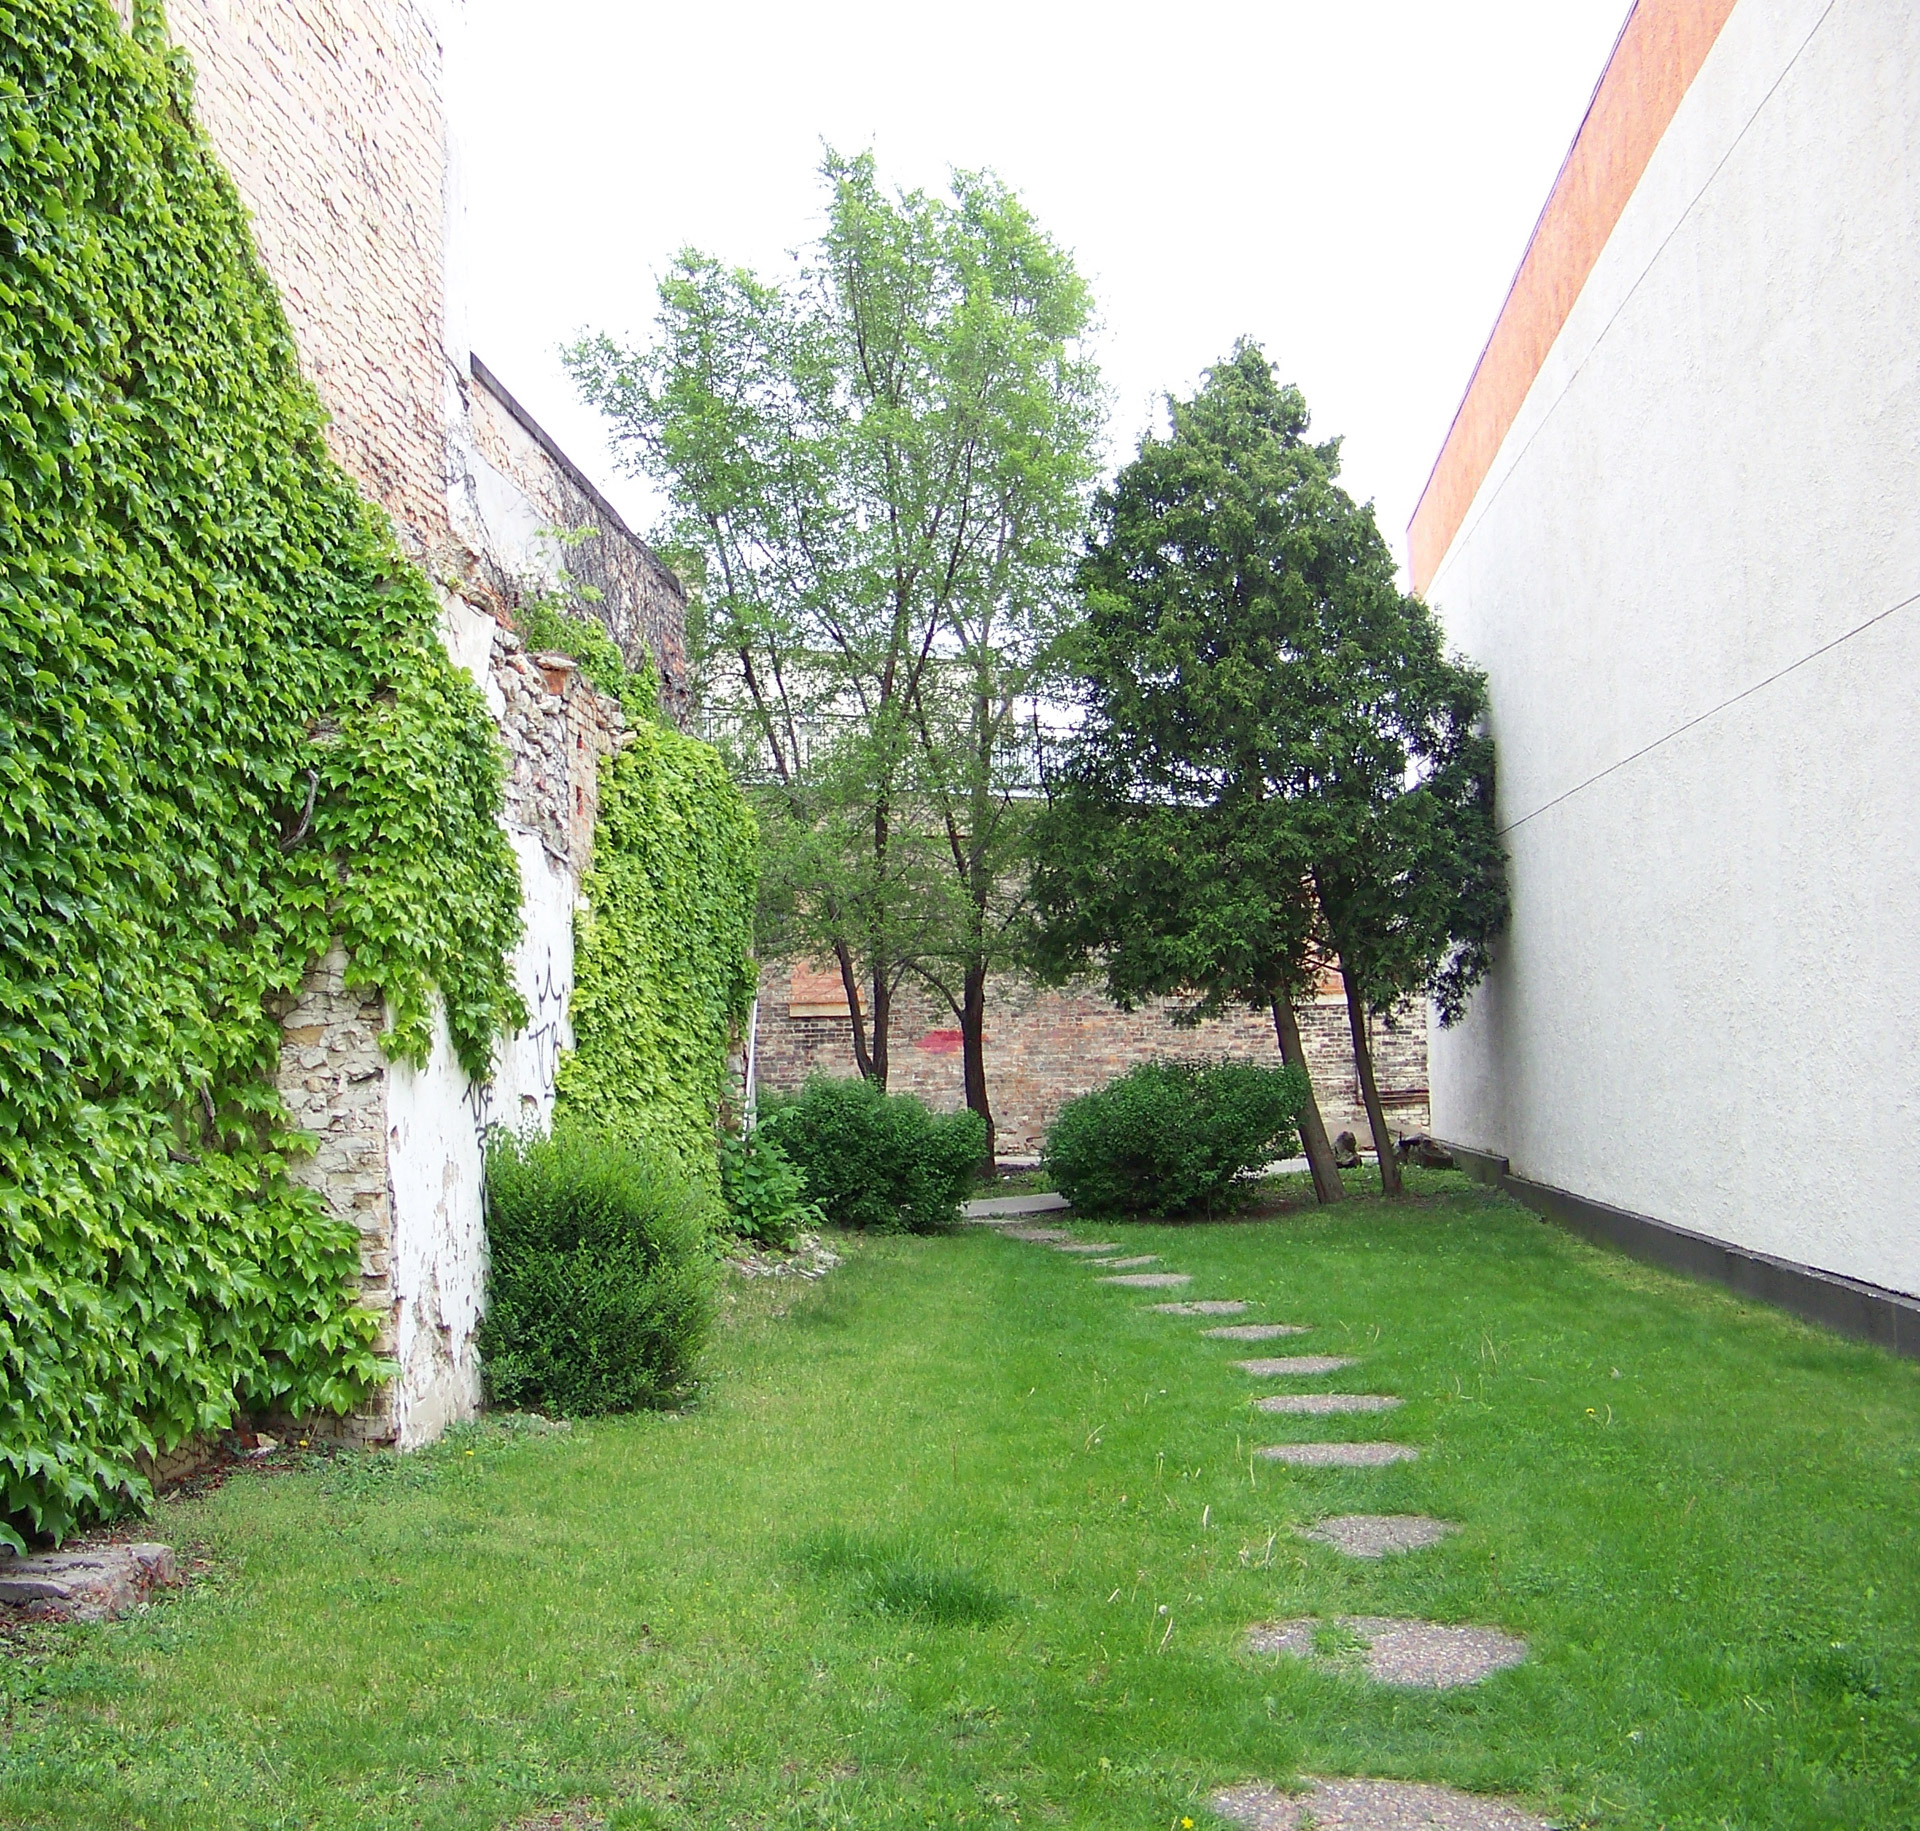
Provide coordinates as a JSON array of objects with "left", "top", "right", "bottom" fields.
[{"left": 915, "top": 1029, "right": 964, "bottom": 1055}]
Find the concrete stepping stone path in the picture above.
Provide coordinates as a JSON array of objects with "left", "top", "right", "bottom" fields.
[
  {"left": 1153, "top": 1300, "right": 1246, "bottom": 1315},
  {"left": 1255, "top": 1393, "right": 1400, "bottom": 1415},
  {"left": 1100, "top": 1271, "right": 1191, "bottom": 1288},
  {"left": 1204, "top": 1323, "right": 1308, "bottom": 1340},
  {"left": 1233, "top": 1356, "right": 1354, "bottom": 1376},
  {"left": 1256, "top": 1442, "right": 1419, "bottom": 1467},
  {"left": 1211, "top": 1777, "right": 1553, "bottom": 1830},
  {"left": 1090, "top": 1253, "right": 1159, "bottom": 1268},
  {"left": 1297, "top": 1515, "right": 1456, "bottom": 1559},
  {"left": 1003, "top": 1226, "right": 1074, "bottom": 1243},
  {"left": 1245, "top": 1616, "right": 1527, "bottom": 1689},
  {"left": 1050, "top": 1242, "right": 1119, "bottom": 1253}
]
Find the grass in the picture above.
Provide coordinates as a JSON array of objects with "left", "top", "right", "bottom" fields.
[{"left": 5, "top": 1175, "right": 1920, "bottom": 1829}]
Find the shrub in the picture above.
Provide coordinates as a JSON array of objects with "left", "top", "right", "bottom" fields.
[
  {"left": 480, "top": 1127, "right": 716, "bottom": 1414},
  {"left": 760, "top": 1076, "right": 987, "bottom": 1234},
  {"left": 1042, "top": 1060, "right": 1309, "bottom": 1219},
  {"left": 718, "top": 1127, "right": 823, "bottom": 1250}
]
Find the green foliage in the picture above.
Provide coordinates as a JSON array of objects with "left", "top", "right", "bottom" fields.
[
  {"left": 1033, "top": 342, "right": 1505, "bottom": 1025},
  {"left": 760, "top": 1076, "right": 985, "bottom": 1234},
  {"left": 0, "top": 2, "right": 525, "bottom": 1542},
  {"left": 1041, "top": 1060, "right": 1308, "bottom": 1219},
  {"left": 568, "top": 149, "right": 1102, "bottom": 1101},
  {"left": 478, "top": 1126, "right": 716, "bottom": 1414},
  {"left": 558, "top": 719, "right": 758, "bottom": 1181},
  {"left": 718, "top": 1127, "right": 822, "bottom": 1250},
  {"left": 514, "top": 585, "right": 657, "bottom": 715}
]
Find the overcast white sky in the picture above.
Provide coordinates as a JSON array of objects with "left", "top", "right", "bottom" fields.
[{"left": 456, "top": 0, "right": 1630, "bottom": 575}]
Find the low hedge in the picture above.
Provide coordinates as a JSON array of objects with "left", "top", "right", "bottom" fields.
[
  {"left": 479, "top": 1127, "right": 716, "bottom": 1414},
  {"left": 1042, "top": 1059, "right": 1308, "bottom": 1219},
  {"left": 760, "top": 1076, "right": 986, "bottom": 1234}
]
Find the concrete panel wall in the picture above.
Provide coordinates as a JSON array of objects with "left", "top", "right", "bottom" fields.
[{"left": 1426, "top": 0, "right": 1920, "bottom": 1294}]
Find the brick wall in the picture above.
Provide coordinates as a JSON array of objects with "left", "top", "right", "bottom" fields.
[
  {"left": 754, "top": 963, "right": 1430, "bottom": 1157},
  {"left": 167, "top": 0, "right": 455, "bottom": 556}
]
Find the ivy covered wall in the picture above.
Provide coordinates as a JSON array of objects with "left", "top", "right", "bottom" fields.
[{"left": 0, "top": 0, "right": 525, "bottom": 1542}]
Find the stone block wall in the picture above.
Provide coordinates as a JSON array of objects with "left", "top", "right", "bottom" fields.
[{"left": 754, "top": 963, "right": 1430, "bottom": 1158}]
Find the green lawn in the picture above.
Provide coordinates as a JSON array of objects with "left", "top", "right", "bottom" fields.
[{"left": 6, "top": 1177, "right": 1920, "bottom": 1829}]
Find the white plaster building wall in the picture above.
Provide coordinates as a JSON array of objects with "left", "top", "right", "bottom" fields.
[{"left": 1427, "top": 0, "right": 1920, "bottom": 1293}]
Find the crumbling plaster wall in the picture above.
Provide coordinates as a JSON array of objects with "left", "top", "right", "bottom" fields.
[{"left": 165, "top": 0, "right": 671, "bottom": 1442}]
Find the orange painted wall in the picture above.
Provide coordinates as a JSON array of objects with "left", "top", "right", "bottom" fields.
[{"left": 1408, "top": 0, "right": 1740, "bottom": 596}]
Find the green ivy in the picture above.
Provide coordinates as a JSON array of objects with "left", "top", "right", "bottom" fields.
[
  {"left": 0, "top": 0, "right": 525, "bottom": 1542},
  {"left": 559, "top": 720, "right": 757, "bottom": 1184},
  {"left": 514, "top": 586, "right": 656, "bottom": 713}
]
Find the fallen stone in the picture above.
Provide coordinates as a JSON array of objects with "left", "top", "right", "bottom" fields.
[
  {"left": 962, "top": 1192, "right": 1072, "bottom": 1219},
  {"left": 1297, "top": 1515, "right": 1457, "bottom": 1558},
  {"left": 1212, "top": 1777, "right": 1553, "bottom": 1830},
  {"left": 1099, "top": 1272, "right": 1191, "bottom": 1288},
  {"left": 1394, "top": 1134, "right": 1455, "bottom": 1170},
  {"left": 1203, "top": 1323, "right": 1308, "bottom": 1340},
  {"left": 1254, "top": 1393, "right": 1400, "bottom": 1414},
  {"left": 1152, "top": 1300, "right": 1246, "bottom": 1315},
  {"left": 1090, "top": 1253, "right": 1159, "bottom": 1268},
  {"left": 0, "top": 1542, "right": 177, "bottom": 1622},
  {"left": 1245, "top": 1615, "right": 1527, "bottom": 1688},
  {"left": 1256, "top": 1442, "right": 1419, "bottom": 1467},
  {"left": 1051, "top": 1242, "right": 1120, "bottom": 1253},
  {"left": 1333, "top": 1130, "right": 1362, "bottom": 1168},
  {"left": 1233, "top": 1356, "right": 1355, "bottom": 1376}
]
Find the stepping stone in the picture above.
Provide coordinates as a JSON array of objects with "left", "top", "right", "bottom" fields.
[
  {"left": 1002, "top": 1226, "right": 1073, "bottom": 1243},
  {"left": 1204, "top": 1323, "right": 1308, "bottom": 1340},
  {"left": 1245, "top": 1615, "right": 1527, "bottom": 1689},
  {"left": 1153, "top": 1300, "right": 1246, "bottom": 1316},
  {"left": 963, "top": 1192, "right": 1071, "bottom": 1219},
  {"left": 1256, "top": 1442, "right": 1419, "bottom": 1467},
  {"left": 1233, "top": 1356, "right": 1354, "bottom": 1376},
  {"left": 1090, "top": 1253, "right": 1159, "bottom": 1268},
  {"left": 0, "top": 1542, "right": 177, "bottom": 1622},
  {"left": 1050, "top": 1241, "right": 1120, "bottom": 1253},
  {"left": 1099, "top": 1272, "right": 1191, "bottom": 1288},
  {"left": 1297, "top": 1515, "right": 1456, "bottom": 1559},
  {"left": 1212, "top": 1777, "right": 1553, "bottom": 1830},
  {"left": 1254, "top": 1393, "right": 1400, "bottom": 1414}
]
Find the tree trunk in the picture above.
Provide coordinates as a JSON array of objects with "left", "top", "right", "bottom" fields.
[
  {"left": 1341, "top": 971, "right": 1403, "bottom": 1197},
  {"left": 869, "top": 959, "right": 892, "bottom": 1087},
  {"left": 1270, "top": 995, "right": 1346, "bottom": 1205},
  {"left": 959, "top": 961, "right": 996, "bottom": 1169},
  {"left": 834, "top": 940, "right": 874, "bottom": 1081}
]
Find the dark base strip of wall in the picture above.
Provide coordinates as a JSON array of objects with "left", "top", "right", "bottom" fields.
[{"left": 1441, "top": 1143, "right": 1920, "bottom": 1361}]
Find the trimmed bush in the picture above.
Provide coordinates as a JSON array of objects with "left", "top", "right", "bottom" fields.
[
  {"left": 480, "top": 1128, "right": 716, "bottom": 1414},
  {"left": 1042, "top": 1060, "right": 1309, "bottom": 1219},
  {"left": 760, "top": 1076, "right": 986, "bottom": 1234},
  {"left": 718, "top": 1127, "right": 823, "bottom": 1250}
]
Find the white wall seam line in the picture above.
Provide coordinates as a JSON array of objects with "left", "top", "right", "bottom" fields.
[{"left": 1499, "top": 582, "right": 1920, "bottom": 837}]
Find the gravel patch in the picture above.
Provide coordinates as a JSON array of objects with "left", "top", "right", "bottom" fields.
[
  {"left": 1256, "top": 1442, "right": 1419, "bottom": 1467},
  {"left": 1099, "top": 1272, "right": 1192, "bottom": 1288},
  {"left": 1245, "top": 1615, "right": 1528, "bottom": 1688},
  {"left": 1090, "top": 1253, "right": 1159, "bottom": 1268},
  {"left": 1153, "top": 1300, "right": 1246, "bottom": 1315},
  {"left": 1211, "top": 1777, "right": 1554, "bottom": 1829},
  {"left": 963, "top": 1192, "right": 1071, "bottom": 1219},
  {"left": 1203, "top": 1323, "right": 1308, "bottom": 1340},
  {"left": 1233, "top": 1356, "right": 1354, "bottom": 1376},
  {"left": 1254, "top": 1393, "right": 1400, "bottom": 1414},
  {"left": 1297, "top": 1515, "right": 1456, "bottom": 1558}
]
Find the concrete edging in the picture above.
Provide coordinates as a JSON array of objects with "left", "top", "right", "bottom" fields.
[{"left": 1442, "top": 1143, "right": 1920, "bottom": 1361}]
